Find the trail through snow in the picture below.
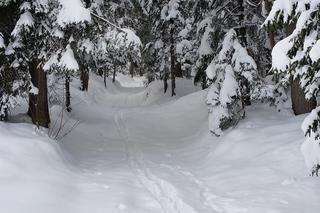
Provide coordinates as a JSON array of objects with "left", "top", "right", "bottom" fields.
[{"left": 1, "top": 76, "right": 320, "bottom": 213}]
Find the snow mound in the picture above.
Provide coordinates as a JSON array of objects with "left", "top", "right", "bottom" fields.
[{"left": 0, "top": 122, "right": 75, "bottom": 213}]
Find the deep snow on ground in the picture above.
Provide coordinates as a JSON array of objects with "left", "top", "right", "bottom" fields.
[{"left": 0, "top": 75, "right": 319, "bottom": 213}]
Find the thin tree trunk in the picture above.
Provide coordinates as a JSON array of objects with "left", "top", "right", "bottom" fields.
[
  {"left": 28, "top": 60, "right": 50, "bottom": 128},
  {"left": 113, "top": 65, "right": 116, "bottom": 83},
  {"left": 104, "top": 70, "right": 107, "bottom": 88},
  {"left": 129, "top": 58, "right": 134, "bottom": 78},
  {"left": 170, "top": 23, "right": 176, "bottom": 96},
  {"left": 80, "top": 70, "right": 89, "bottom": 91},
  {"left": 164, "top": 71, "right": 168, "bottom": 93},
  {"left": 65, "top": 74, "right": 71, "bottom": 112}
]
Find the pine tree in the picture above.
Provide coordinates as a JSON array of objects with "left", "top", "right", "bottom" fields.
[
  {"left": 206, "top": 29, "right": 260, "bottom": 136},
  {"left": 264, "top": 0, "right": 320, "bottom": 176},
  {"left": 10, "top": 0, "right": 52, "bottom": 128},
  {"left": 263, "top": 0, "right": 317, "bottom": 115}
]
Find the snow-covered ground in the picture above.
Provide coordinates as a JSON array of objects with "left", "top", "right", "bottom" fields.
[{"left": 0, "top": 75, "right": 319, "bottom": 213}]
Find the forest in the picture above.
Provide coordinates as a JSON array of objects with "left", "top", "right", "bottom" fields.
[{"left": 0, "top": 0, "right": 319, "bottom": 212}]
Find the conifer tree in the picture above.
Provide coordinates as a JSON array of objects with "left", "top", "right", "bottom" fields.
[
  {"left": 264, "top": 0, "right": 320, "bottom": 176},
  {"left": 206, "top": 29, "right": 261, "bottom": 136}
]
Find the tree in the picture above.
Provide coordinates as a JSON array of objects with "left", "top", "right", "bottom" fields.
[
  {"left": 264, "top": 0, "right": 320, "bottom": 176},
  {"left": 10, "top": 0, "right": 52, "bottom": 128},
  {"left": 263, "top": 0, "right": 317, "bottom": 115},
  {"left": 206, "top": 29, "right": 270, "bottom": 136},
  {"left": 44, "top": 0, "right": 91, "bottom": 112}
]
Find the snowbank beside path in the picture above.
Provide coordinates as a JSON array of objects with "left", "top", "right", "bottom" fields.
[{"left": 0, "top": 123, "right": 78, "bottom": 213}]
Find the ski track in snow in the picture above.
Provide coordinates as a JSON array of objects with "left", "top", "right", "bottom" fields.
[
  {"left": 114, "top": 110, "right": 244, "bottom": 213},
  {"left": 114, "top": 111, "right": 199, "bottom": 213}
]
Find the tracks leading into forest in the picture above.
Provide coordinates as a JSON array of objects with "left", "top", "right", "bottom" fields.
[
  {"left": 114, "top": 111, "right": 198, "bottom": 213},
  {"left": 114, "top": 110, "right": 239, "bottom": 213}
]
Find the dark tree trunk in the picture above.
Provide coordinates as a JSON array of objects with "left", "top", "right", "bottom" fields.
[
  {"left": 65, "top": 74, "right": 71, "bottom": 112},
  {"left": 175, "top": 62, "right": 183, "bottom": 78},
  {"left": 164, "top": 72, "right": 168, "bottom": 93},
  {"left": 104, "top": 70, "right": 107, "bottom": 88},
  {"left": 80, "top": 70, "right": 89, "bottom": 91},
  {"left": 112, "top": 65, "right": 116, "bottom": 83},
  {"left": 264, "top": 0, "right": 276, "bottom": 49},
  {"left": 129, "top": 59, "right": 134, "bottom": 78},
  {"left": 285, "top": 25, "right": 316, "bottom": 115},
  {"left": 291, "top": 78, "right": 316, "bottom": 115},
  {"left": 28, "top": 60, "right": 50, "bottom": 128},
  {"left": 170, "top": 24, "right": 176, "bottom": 96}
]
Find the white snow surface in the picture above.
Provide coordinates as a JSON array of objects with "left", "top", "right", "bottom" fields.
[{"left": 0, "top": 76, "right": 319, "bottom": 213}]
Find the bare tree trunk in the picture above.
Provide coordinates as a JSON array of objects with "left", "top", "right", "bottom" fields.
[
  {"left": 129, "top": 58, "right": 134, "bottom": 78},
  {"left": 170, "top": 23, "right": 176, "bottom": 96},
  {"left": 112, "top": 65, "right": 116, "bottom": 83},
  {"left": 164, "top": 71, "right": 168, "bottom": 93},
  {"left": 28, "top": 60, "right": 50, "bottom": 128},
  {"left": 104, "top": 70, "right": 107, "bottom": 88},
  {"left": 80, "top": 70, "right": 89, "bottom": 91},
  {"left": 65, "top": 74, "right": 71, "bottom": 112}
]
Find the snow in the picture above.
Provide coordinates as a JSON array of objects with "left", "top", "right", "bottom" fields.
[
  {"left": 29, "top": 83, "right": 39, "bottom": 95},
  {"left": 301, "top": 107, "right": 320, "bottom": 175},
  {"left": 0, "top": 33, "right": 5, "bottom": 49},
  {"left": 60, "top": 45, "right": 79, "bottom": 71},
  {"left": 44, "top": 45, "right": 79, "bottom": 71},
  {"left": 121, "top": 28, "right": 142, "bottom": 47},
  {"left": 11, "top": 11, "right": 34, "bottom": 37},
  {"left": 309, "top": 40, "right": 320, "bottom": 63},
  {"left": 57, "top": 0, "right": 91, "bottom": 27},
  {"left": 1, "top": 77, "right": 320, "bottom": 212},
  {"left": 219, "top": 65, "right": 239, "bottom": 105}
]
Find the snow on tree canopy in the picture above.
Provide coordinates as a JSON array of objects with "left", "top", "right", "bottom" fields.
[
  {"left": 206, "top": 29, "right": 260, "bottom": 136},
  {"left": 57, "top": 0, "right": 91, "bottom": 27},
  {"left": 121, "top": 28, "right": 142, "bottom": 48},
  {"left": 44, "top": 45, "right": 79, "bottom": 72},
  {"left": 11, "top": 10, "right": 34, "bottom": 37},
  {"left": 161, "top": 0, "right": 183, "bottom": 22},
  {"left": 59, "top": 44, "right": 79, "bottom": 71},
  {"left": 263, "top": 0, "right": 297, "bottom": 26}
]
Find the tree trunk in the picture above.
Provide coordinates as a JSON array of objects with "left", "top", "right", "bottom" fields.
[
  {"left": 80, "top": 70, "right": 89, "bottom": 91},
  {"left": 170, "top": 24, "right": 176, "bottom": 96},
  {"left": 264, "top": 0, "right": 276, "bottom": 49},
  {"left": 28, "top": 60, "right": 50, "bottom": 128},
  {"left": 104, "top": 70, "right": 107, "bottom": 88},
  {"left": 164, "top": 71, "right": 168, "bottom": 93},
  {"left": 129, "top": 58, "right": 134, "bottom": 78},
  {"left": 65, "top": 74, "right": 71, "bottom": 112},
  {"left": 237, "top": 0, "right": 250, "bottom": 105},
  {"left": 286, "top": 24, "right": 316, "bottom": 115},
  {"left": 291, "top": 78, "right": 316, "bottom": 115},
  {"left": 112, "top": 65, "right": 116, "bottom": 83},
  {"left": 175, "top": 62, "right": 183, "bottom": 78}
]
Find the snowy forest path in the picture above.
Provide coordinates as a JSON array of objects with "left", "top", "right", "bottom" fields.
[
  {"left": 113, "top": 108, "right": 239, "bottom": 213},
  {"left": 114, "top": 110, "right": 199, "bottom": 213},
  {"left": 60, "top": 78, "right": 240, "bottom": 213}
]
